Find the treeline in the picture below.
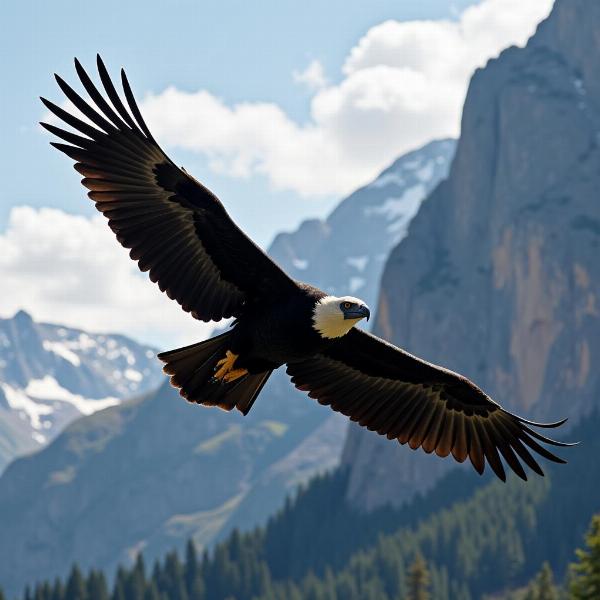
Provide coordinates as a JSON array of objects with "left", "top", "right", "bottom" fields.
[
  {"left": 13, "top": 544, "right": 434, "bottom": 600},
  {"left": 11, "top": 513, "right": 600, "bottom": 600},
  {"left": 488, "top": 514, "right": 600, "bottom": 599},
  {"left": 11, "top": 412, "right": 598, "bottom": 600}
]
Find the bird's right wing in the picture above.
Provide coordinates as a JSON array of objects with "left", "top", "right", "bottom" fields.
[
  {"left": 287, "top": 328, "right": 573, "bottom": 481},
  {"left": 41, "top": 55, "right": 298, "bottom": 322}
]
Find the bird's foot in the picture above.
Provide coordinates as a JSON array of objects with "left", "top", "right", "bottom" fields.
[
  {"left": 213, "top": 351, "right": 248, "bottom": 383},
  {"left": 214, "top": 350, "right": 237, "bottom": 379},
  {"left": 223, "top": 368, "right": 249, "bottom": 383}
]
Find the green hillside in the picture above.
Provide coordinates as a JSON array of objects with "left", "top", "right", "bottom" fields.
[{"left": 18, "top": 413, "right": 594, "bottom": 600}]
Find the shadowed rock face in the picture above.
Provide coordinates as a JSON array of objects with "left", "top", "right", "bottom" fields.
[{"left": 342, "top": 0, "right": 600, "bottom": 512}]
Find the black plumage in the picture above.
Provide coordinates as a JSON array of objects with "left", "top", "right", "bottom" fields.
[{"left": 41, "top": 56, "right": 574, "bottom": 482}]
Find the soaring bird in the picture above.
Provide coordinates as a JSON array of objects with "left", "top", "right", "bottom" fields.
[{"left": 41, "top": 56, "right": 572, "bottom": 483}]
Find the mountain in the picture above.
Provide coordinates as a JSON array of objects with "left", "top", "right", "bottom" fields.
[
  {"left": 342, "top": 0, "right": 600, "bottom": 511},
  {"left": 17, "top": 410, "right": 599, "bottom": 600},
  {"left": 0, "top": 139, "right": 455, "bottom": 595},
  {"left": 269, "top": 139, "right": 456, "bottom": 310},
  {"left": 0, "top": 310, "right": 163, "bottom": 471},
  {"left": 0, "top": 380, "right": 326, "bottom": 597}
]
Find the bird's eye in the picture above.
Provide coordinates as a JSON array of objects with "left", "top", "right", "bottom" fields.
[{"left": 342, "top": 301, "right": 352, "bottom": 310}]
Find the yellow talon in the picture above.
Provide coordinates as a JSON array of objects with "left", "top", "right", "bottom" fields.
[
  {"left": 223, "top": 368, "right": 249, "bottom": 383},
  {"left": 213, "top": 351, "right": 247, "bottom": 382},
  {"left": 215, "top": 350, "right": 234, "bottom": 369}
]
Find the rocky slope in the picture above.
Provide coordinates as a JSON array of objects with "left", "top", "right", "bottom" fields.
[
  {"left": 0, "top": 378, "right": 333, "bottom": 596},
  {"left": 343, "top": 0, "right": 600, "bottom": 511},
  {"left": 0, "top": 310, "right": 162, "bottom": 471}
]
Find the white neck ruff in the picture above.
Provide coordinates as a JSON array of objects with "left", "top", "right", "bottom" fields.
[{"left": 312, "top": 295, "right": 362, "bottom": 339}]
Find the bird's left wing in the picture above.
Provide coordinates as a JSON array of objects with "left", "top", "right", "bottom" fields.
[
  {"left": 40, "top": 56, "right": 298, "bottom": 323},
  {"left": 286, "top": 328, "right": 572, "bottom": 481}
]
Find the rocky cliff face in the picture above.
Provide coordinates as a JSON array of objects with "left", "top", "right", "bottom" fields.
[
  {"left": 343, "top": 0, "right": 600, "bottom": 512},
  {"left": 0, "top": 310, "right": 162, "bottom": 471}
]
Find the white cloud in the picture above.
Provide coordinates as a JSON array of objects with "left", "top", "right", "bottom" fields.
[
  {"left": 0, "top": 207, "right": 215, "bottom": 349},
  {"left": 293, "top": 59, "right": 328, "bottom": 91},
  {"left": 140, "top": 0, "right": 553, "bottom": 198}
]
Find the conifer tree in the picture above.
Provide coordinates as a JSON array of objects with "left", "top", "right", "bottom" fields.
[
  {"left": 523, "top": 584, "right": 537, "bottom": 600},
  {"left": 112, "top": 567, "right": 127, "bottom": 600},
  {"left": 184, "top": 540, "right": 204, "bottom": 600},
  {"left": 86, "top": 571, "right": 109, "bottom": 600},
  {"left": 52, "top": 578, "right": 65, "bottom": 600},
  {"left": 143, "top": 582, "right": 160, "bottom": 600},
  {"left": 33, "top": 583, "right": 46, "bottom": 600},
  {"left": 161, "top": 551, "right": 188, "bottom": 600},
  {"left": 65, "top": 565, "right": 87, "bottom": 600},
  {"left": 42, "top": 581, "right": 54, "bottom": 600},
  {"left": 0, "top": 586, "right": 6, "bottom": 600},
  {"left": 407, "top": 553, "right": 430, "bottom": 600},
  {"left": 569, "top": 515, "right": 600, "bottom": 599},
  {"left": 535, "top": 563, "right": 559, "bottom": 600},
  {"left": 126, "top": 555, "right": 146, "bottom": 600}
]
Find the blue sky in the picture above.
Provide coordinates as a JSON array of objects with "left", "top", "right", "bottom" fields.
[
  {"left": 0, "top": 0, "right": 552, "bottom": 346},
  {"left": 1, "top": 0, "right": 478, "bottom": 246}
]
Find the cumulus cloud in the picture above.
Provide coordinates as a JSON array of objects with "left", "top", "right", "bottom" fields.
[
  {"left": 0, "top": 207, "right": 215, "bottom": 348},
  {"left": 140, "top": 0, "right": 552, "bottom": 198},
  {"left": 293, "top": 59, "right": 328, "bottom": 91}
]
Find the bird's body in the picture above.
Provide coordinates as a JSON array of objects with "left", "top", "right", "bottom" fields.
[
  {"left": 41, "top": 55, "right": 574, "bottom": 483},
  {"left": 227, "top": 283, "right": 328, "bottom": 370}
]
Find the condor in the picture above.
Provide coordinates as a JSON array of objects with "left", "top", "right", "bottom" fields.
[{"left": 41, "top": 56, "right": 574, "bottom": 482}]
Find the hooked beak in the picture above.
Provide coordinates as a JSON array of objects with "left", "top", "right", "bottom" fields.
[{"left": 344, "top": 305, "right": 370, "bottom": 321}]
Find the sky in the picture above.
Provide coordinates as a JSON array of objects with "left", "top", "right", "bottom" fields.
[{"left": 0, "top": 0, "right": 553, "bottom": 348}]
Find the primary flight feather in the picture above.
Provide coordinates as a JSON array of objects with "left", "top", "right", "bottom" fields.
[{"left": 41, "top": 56, "right": 573, "bottom": 483}]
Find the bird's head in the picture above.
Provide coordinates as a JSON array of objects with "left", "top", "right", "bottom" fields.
[{"left": 312, "top": 295, "right": 371, "bottom": 339}]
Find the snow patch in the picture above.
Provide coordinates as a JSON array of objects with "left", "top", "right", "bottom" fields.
[
  {"left": 25, "top": 376, "right": 119, "bottom": 416},
  {"left": 43, "top": 340, "right": 81, "bottom": 366},
  {"left": 416, "top": 161, "right": 434, "bottom": 182},
  {"left": 368, "top": 171, "right": 405, "bottom": 189},
  {"left": 0, "top": 383, "right": 53, "bottom": 430},
  {"left": 346, "top": 256, "right": 369, "bottom": 272},
  {"left": 76, "top": 333, "right": 97, "bottom": 351},
  {"left": 292, "top": 258, "right": 309, "bottom": 270},
  {"left": 365, "top": 184, "right": 426, "bottom": 221},
  {"left": 124, "top": 368, "right": 143, "bottom": 382},
  {"left": 386, "top": 185, "right": 429, "bottom": 243},
  {"left": 403, "top": 159, "right": 420, "bottom": 170},
  {"left": 349, "top": 277, "right": 366, "bottom": 294}
]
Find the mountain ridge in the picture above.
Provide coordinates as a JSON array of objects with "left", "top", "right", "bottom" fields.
[
  {"left": 0, "top": 309, "right": 163, "bottom": 471},
  {"left": 342, "top": 0, "right": 600, "bottom": 511}
]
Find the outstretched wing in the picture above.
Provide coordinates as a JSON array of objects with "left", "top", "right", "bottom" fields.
[
  {"left": 287, "top": 328, "right": 573, "bottom": 481},
  {"left": 41, "top": 55, "right": 297, "bottom": 322}
]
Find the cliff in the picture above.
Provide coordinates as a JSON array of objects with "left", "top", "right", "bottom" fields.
[{"left": 343, "top": 0, "right": 600, "bottom": 511}]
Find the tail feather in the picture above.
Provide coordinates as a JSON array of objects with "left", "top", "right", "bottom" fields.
[
  {"left": 157, "top": 332, "right": 272, "bottom": 414},
  {"left": 226, "top": 371, "right": 272, "bottom": 415}
]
